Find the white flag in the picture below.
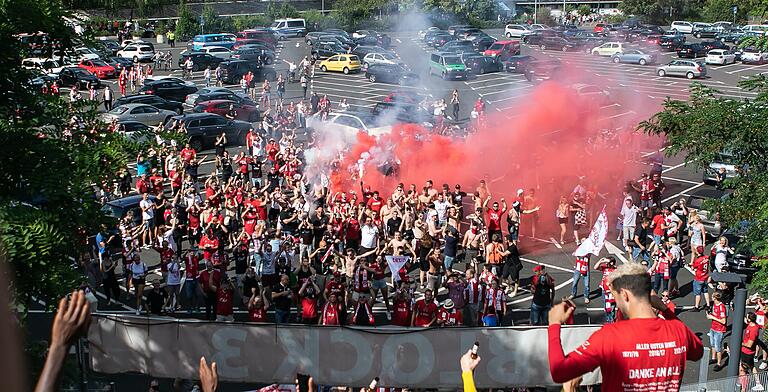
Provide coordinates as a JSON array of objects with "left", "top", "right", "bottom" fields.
[
  {"left": 386, "top": 255, "right": 410, "bottom": 282},
  {"left": 573, "top": 206, "right": 608, "bottom": 257}
]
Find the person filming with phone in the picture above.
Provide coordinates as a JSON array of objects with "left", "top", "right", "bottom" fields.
[{"left": 547, "top": 263, "right": 703, "bottom": 391}]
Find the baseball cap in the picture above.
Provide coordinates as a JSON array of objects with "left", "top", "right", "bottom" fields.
[{"left": 533, "top": 265, "right": 544, "bottom": 272}]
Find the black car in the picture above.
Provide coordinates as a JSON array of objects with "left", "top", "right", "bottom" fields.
[
  {"left": 472, "top": 36, "right": 497, "bottom": 52},
  {"left": 57, "top": 67, "right": 101, "bottom": 89},
  {"left": 101, "top": 194, "right": 157, "bottom": 226},
  {"left": 537, "top": 37, "right": 582, "bottom": 52},
  {"left": 504, "top": 55, "right": 534, "bottom": 73},
  {"left": 568, "top": 31, "right": 607, "bottom": 48},
  {"left": 461, "top": 54, "right": 502, "bottom": 75},
  {"left": 107, "top": 56, "right": 134, "bottom": 71},
  {"left": 217, "top": 59, "right": 277, "bottom": 84},
  {"left": 350, "top": 45, "right": 391, "bottom": 59},
  {"left": 139, "top": 80, "right": 198, "bottom": 102},
  {"left": 113, "top": 94, "right": 184, "bottom": 114},
  {"left": 232, "top": 46, "right": 276, "bottom": 65},
  {"left": 456, "top": 27, "right": 482, "bottom": 39},
  {"left": 701, "top": 40, "right": 730, "bottom": 52},
  {"left": 178, "top": 52, "right": 225, "bottom": 71},
  {"left": 169, "top": 113, "right": 252, "bottom": 151},
  {"left": 677, "top": 43, "right": 709, "bottom": 58},
  {"left": 524, "top": 30, "right": 562, "bottom": 45},
  {"left": 440, "top": 40, "right": 476, "bottom": 53},
  {"left": 431, "top": 33, "right": 456, "bottom": 48},
  {"left": 525, "top": 59, "right": 563, "bottom": 82},
  {"left": 364, "top": 64, "right": 419, "bottom": 85},
  {"left": 355, "top": 33, "right": 391, "bottom": 48},
  {"left": 372, "top": 102, "right": 433, "bottom": 126},
  {"left": 95, "top": 40, "right": 121, "bottom": 56},
  {"left": 659, "top": 36, "right": 686, "bottom": 52},
  {"left": 312, "top": 43, "right": 347, "bottom": 60},
  {"left": 423, "top": 29, "right": 447, "bottom": 42}
]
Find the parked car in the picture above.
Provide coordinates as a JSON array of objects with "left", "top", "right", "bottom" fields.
[
  {"left": 269, "top": 18, "right": 307, "bottom": 37},
  {"left": 113, "top": 94, "right": 184, "bottom": 114},
  {"left": 311, "top": 43, "right": 346, "bottom": 60},
  {"left": 483, "top": 40, "right": 521, "bottom": 59},
  {"left": 591, "top": 42, "right": 625, "bottom": 56},
  {"left": 693, "top": 25, "right": 720, "bottom": 39},
  {"left": 117, "top": 43, "right": 154, "bottom": 62},
  {"left": 503, "top": 55, "right": 535, "bottom": 73},
  {"left": 350, "top": 45, "right": 391, "bottom": 59},
  {"left": 362, "top": 52, "right": 404, "bottom": 68},
  {"left": 430, "top": 33, "right": 456, "bottom": 48},
  {"left": 190, "top": 33, "right": 237, "bottom": 51},
  {"left": 235, "top": 29, "right": 278, "bottom": 47},
  {"left": 656, "top": 60, "right": 707, "bottom": 79},
  {"left": 184, "top": 87, "right": 255, "bottom": 107},
  {"left": 461, "top": 54, "right": 502, "bottom": 75},
  {"left": 308, "top": 111, "right": 391, "bottom": 137},
  {"left": 106, "top": 56, "right": 134, "bottom": 72},
  {"left": 570, "top": 83, "right": 611, "bottom": 105},
  {"left": 177, "top": 113, "right": 251, "bottom": 150},
  {"left": 138, "top": 80, "right": 198, "bottom": 102},
  {"left": 116, "top": 120, "right": 152, "bottom": 144},
  {"left": 231, "top": 46, "right": 275, "bottom": 65},
  {"left": 101, "top": 103, "right": 176, "bottom": 126},
  {"left": 703, "top": 150, "right": 739, "bottom": 184},
  {"left": 143, "top": 76, "right": 196, "bottom": 88},
  {"left": 705, "top": 49, "right": 738, "bottom": 65},
  {"left": 448, "top": 25, "right": 472, "bottom": 36},
  {"left": 611, "top": 49, "right": 656, "bottom": 65},
  {"left": 472, "top": 35, "right": 497, "bottom": 52},
  {"left": 57, "top": 67, "right": 101, "bottom": 89},
  {"left": 677, "top": 43, "right": 708, "bottom": 58},
  {"left": 319, "top": 54, "right": 362, "bottom": 74},
  {"left": 701, "top": 40, "right": 730, "bottom": 52},
  {"left": 101, "top": 194, "right": 156, "bottom": 225},
  {"left": 741, "top": 47, "right": 768, "bottom": 64},
  {"left": 439, "top": 40, "right": 477, "bottom": 53},
  {"left": 77, "top": 59, "right": 116, "bottom": 79},
  {"left": 525, "top": 59, "right": 563, "bottom": 82},
  {"left": 178, "top": 51, "right": 225, "bottom": 71},
  {"left": 428, "top": 52, "right": 468, "bottom": 80},
  {"left": 217, "top": 60, "right": 277, "bottom": 84},
  {"left": 505, "top": 24, "right": 534, "bottom": 38},
  {"left": 594, "top": 23, "right": 607, "bottom": 34},
  {"left": 538, "top": 37, "right": 582, "bottom": 52},
  {"left": 670, "top": 21, "right": 694, "bottom": 34},
  {"left": 21, "top": 57, "right": 65, "bottom": 75},
  {"left": 364, "top": 64, "right": 419, "bottom": 85},
  {"left": 192, "top": 99, "right": 261, "bottom": 122},
  {"left": 200, "top": 46, "right": 233, "bottom": 60}
]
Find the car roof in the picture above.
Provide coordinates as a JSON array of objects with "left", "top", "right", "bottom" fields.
[
  {"left": 119, "top": 103, "right": 155, "bottom": 109},
  {"left": 106, "top": 194, "right": 155, "bottom": 208},
  {"left": 196, "top": 99, "right": 240, "bottom": 105},
  {"left": 177, "top": 112, "right": 221, "bottom": 120}
]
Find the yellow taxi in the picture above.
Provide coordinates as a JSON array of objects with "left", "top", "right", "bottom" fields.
[{"left": 318, "top": 54, "right": 362, "bottom": 74}]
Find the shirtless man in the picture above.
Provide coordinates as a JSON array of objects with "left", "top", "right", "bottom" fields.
[
  {"left": 462, "top": 221, "right": 485, "bottom": 270},
  {"left": 384, "top": 231, "right": 409, "bottom": 254}
]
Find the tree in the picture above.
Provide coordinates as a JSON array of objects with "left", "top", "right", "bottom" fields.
[
  {"left": 702, "top": 0, "right": 750, "bottom": 22},
  {"left": 577, "top": 4, "right": 592, "bottom": 17},
  {"left": 619, "top": 0, "right": 703, "bottom": 25},
  {"left": 638, "top": 77, "right": 768, "bottom": 293},
  {"left": 536, "top": 7, "right": 556, "bottom": 26},
  {"left": 174, "top": 0, "right": 197, "bottom": 40},
  {"left": 739, "top": 35, "right": 768, "bottom": 51}
]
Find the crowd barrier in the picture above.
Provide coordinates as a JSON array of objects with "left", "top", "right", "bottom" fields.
[
  {"left": 88, "top": 314, "right": 603, "bottom": 388},
  {"left": 682, "top": 369, "right": 768, "bottom": 391}
]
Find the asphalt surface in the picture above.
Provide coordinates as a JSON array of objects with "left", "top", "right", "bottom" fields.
[{"left": 68, "top": 28, "right": 768, "bottom": 387}]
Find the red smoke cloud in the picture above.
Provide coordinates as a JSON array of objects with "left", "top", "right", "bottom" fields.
[{"left": 319, "top": 79, "right": 663, "bottom": 238}]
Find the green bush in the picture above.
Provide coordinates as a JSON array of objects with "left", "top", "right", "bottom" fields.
[{"left": 232, "top": 15, "right": 272, "bottom": 31}]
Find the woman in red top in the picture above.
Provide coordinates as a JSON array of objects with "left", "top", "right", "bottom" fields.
[
  {"left": 199, "top": 230, "right": 220, "bottom": 261},
  {"left": 298, "top": 278, "right": 321, "bottom": 324},
  {"left": 391, "top": 288, "right": 412, "bottom": 327},
  {"left": 247, "top": 287, "right": 270, "bottom": 322},
  {"left": 216, "top": 277, "right": 237, "bottom": 322}
]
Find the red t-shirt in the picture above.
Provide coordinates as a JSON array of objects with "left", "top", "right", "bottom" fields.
[
  {"left": 652, "top": 214, "right": 666, "bottom": 236},
  {"left": 366, "top": 197, "right": 383, "bottom": 213},
  {"left": 392, "top": 298, "right": 412, "bottom": 327},
  {"left": 184, "top": 254, "right": 200, "bottom": 279},
  {"left": 575, "top": 256, "right": 589, "bottom": 275},
  {"left": 180, "top": 148, "right": 196, "bottom": 163},
  {"left": 413, "top": 299, "right": 438, "bottom": 327},
  {"left": 199, "top": 269, "right": 221, "bottom": 293},
  {"left": 710, "top": 302, "right": 727, "bottom": 333},
  {"left": 437, "top": 308, "right": 463, "bottom": 326},
  {"left": 321, "top": 302, "right": 342, "bottom": 325},
  {"left": 216, "top": 286, "right": 233, "bottom": 316},
  {"left": 249, "top": 306, "right": 267, "bottom": 322},
  {"left": 692, "top": 256, "right": 709, "bottom": 282},
  {"left": 486, "top": 209, "right": 503, "bottom": 231},
  {"left": 548, "top": 312, "right": 704, "bottom": 390},
  {"left": 742, "top": 323, "right": 760, "bottom": 355},
  {"left": 301, "top": 296, "right": 318, "bottom": 320}
]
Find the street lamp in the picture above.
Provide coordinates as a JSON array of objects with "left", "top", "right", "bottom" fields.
[{"left": 534, "top": 0, "right": 538, "bottom": 24}]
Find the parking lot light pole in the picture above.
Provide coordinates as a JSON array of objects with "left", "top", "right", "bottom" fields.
[{"left": 534, "top": 0, "right": 537, "bottom": 24}]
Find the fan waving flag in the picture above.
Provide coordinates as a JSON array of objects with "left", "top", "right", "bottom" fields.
[{"left": 573, "top": 205, "right": 608, "bottom": 257}]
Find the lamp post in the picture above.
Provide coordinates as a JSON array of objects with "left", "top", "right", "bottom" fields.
[{"left": 534, "top": 0, "right": 538, "bottom": 24}]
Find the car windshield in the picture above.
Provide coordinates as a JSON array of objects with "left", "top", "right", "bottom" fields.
[
  {"left": 108, "top": 106, "right": 129, "bottom": 114},
  {"left": 92, "top": 60, "right": 109, "bottom": 67},
  {"left": 100, "top": 204, "right": 124, "bottom": 219},
  {"left": 381, "top": 53, "right": 397, "bottom": 60},
  {"left": 444, "top": 56, "right": 461, "bottom": 65},
  {"left": 488, "top": 43, "right": 504, "bottom": 50}
]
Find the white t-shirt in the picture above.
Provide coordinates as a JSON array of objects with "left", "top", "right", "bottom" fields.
[
  {"left": 167, "top": 261, "right": 181, "bottom": 285},
  {"left": 620, "top": 204, "right": 637, "bottom": 227},
  {"left": 433, "top": 200, "right": 450, "bottom": 223},
  {"left": 360, "top": 225, "right": 379, "bottom": 248},
  {"left": 140, "top": 199, "right": 155, "bottom": 220},
  {"left": 664, "top": 213, "right": 681, "bottom": 235}
]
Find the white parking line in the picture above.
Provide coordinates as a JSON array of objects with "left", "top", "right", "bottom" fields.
[
  {"left": 662, "top": 176, "right": 701, "bottom": 185},
  {"left": 662, "top": 161, "right": 688, "bottom": 173},
  {"left": 726, "top": 63, "right": 768, "bottom": 74},
  {"left": 662, "top": 183, "right": 705, "bottom": 204},
  {"left": 472, "top": 80, "right": 529, "bottom": 90}
]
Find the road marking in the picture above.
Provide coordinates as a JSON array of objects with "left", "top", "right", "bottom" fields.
[
  {"left": 662, "top": 182, "right": 705, "bottom": 204},
  {"left": 395, "top": 38, "right": 402, "bottom": 43},
  {"left": 661, "top": 161, "right": 688, "bottom": 173},
  {"left": 550, "top": 237, "right": 562, "bottom": 249},
  {"left": 726, "top": 63, "right": 768, "bottom": 74},
  {"left": 605, "top": 240, "right": 629, "bottom": 264}
]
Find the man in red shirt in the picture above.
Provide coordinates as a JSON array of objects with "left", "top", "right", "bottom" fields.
[
  {"left": 319, "top": 292, "right": 343, "bottom": 326},
  {"left": 198, "top": 261, "right": 221, "bottom": 321},
  {"left": 633, "top": 173, "right": 656, "bottom": 217},
  {"left": 216, "top": 277, "right": 236, "bottom": 322},
  {"left": 483, "top": 197, "right": 507, "bottom": 241},
  {"left": 691, "top": 250, "right": 711, "bottom": 312},
  {"left": 391, "top": 286, "right": 412, "bottom": 327},
  {"left": 411, "top": 289, "right": 438, "bottom": 327},
  {"left": 437, "top": 299, "right": 463, "bottom": 326},
  {"left": 366, "top": 191, "right": 384, "bottom": 214},
  {"left": 707, "top": 292, "right": 727, "bottom": 371},
  {"left": 180, "top": 143, "right": 196, "bottom": 164},
  {"left": 548, "top": 262, "right": 703, "bottom": 391},
  {"left": 741, "top": 312, "right": 760, "bottom": 376},
  {"left": 183, "top": 250, "right": 201, "bottom": 312}
]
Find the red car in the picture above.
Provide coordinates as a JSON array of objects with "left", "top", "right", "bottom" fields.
[
  {"left": 192, "top": 99, "right": 261, "bottom": 122},
  {"left": 78, "top": 59, "right": 116, "bottom": 79},
  {"left": 236, "top": 29, "right": 278, "bottom": 47},
  {"left": 593, "top": 23, "right": 606, "bottom": 34},
  {"left": 645, "top": 35, "right": 662, "bottom": 45}
]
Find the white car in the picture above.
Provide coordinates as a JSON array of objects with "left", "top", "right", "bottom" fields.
[
  {"left": 741, "top": 48, "right": 768, "bottom": 64},
  {"left": 530, "top": 24, "right": 550, "bottom": 31},
  {"left": 362, "top": 52, "right": 403, "bottom": 67},
  {"left": 571, "top": 83, "right": 611, "bottom": 105},
  {"left": 201, "top": 46, "right": 233, "bottom": 60},
  {"left": 117, "top": 44, "right": 155, "bottom": 62},
  {"left": 505, "top": 24, "right": 534, "bottom": 38},
  {"left": 307, "top": 111, "right": 391, "bottom": 137},
  {"left": 21, "top": 57, "right": 65, "bottom": 74},
  {"left": 670, "top": 21, "right": 694, "bottom": 34},
  {"left": 418, "top": 27, "right": 441, "bottom": 40},
  {"left": 705, "top": 49, "right": 737, "bottom": 65},
  {"left": 73, "top": 46, "right": 101, "bottom": 61},
  {"left": 591, "top": 42, "right": 625, "bottom": 56}
]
